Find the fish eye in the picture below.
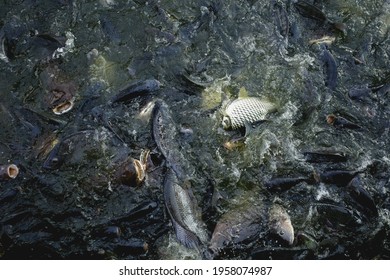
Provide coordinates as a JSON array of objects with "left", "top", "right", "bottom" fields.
[{"left": 222, "top": 117, "right": 231, "bottom": 129}]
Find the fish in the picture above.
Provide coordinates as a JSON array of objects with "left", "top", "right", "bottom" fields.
[
  {"left": 320, "top": 45, "right": 337, "bottom": 90},
  {"left": 207, "top": 195, "right": 266, "bottom": 258},
  {"left": 273, "top": 1, "right": 289, "bottom": 38},
  {"left": 268, "top": 204, "right": 294, "bottom": 245},
  {"left": 347, "top": 176, "right": 378, "bottom": 217},
  {"left": 265, "top": 175, "right": 317, "bottom": 192},
  {"left": 222, "top": 97, "right": 276, "bottom": 130},
  {"left": 303, "top": 150, "right": 348, "bottom": 163},
  {"left": 326, "top": 115, "right": 361, "bottom": 129},
  {"left": 0, "top": 164, "right": 19, "bottom": 180},
  {"left": 152, "top": 100, "right": 193, "bottom": 180},
  {"left": 294, "top": 1, "right": 327, "bottom": 23},
  {"left": 319, "top": 170, "right": 360, "bottom": 187},
  {"left": 163, "top": 168, "right": 208, "bottom": 249},
  {"left": 111, "top": 79, "right": 161, "bottom": 103}
]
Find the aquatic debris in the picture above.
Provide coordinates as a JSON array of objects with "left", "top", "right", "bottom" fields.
[
  {"left": 0, "top": 164, "right": 19, "bottom": 180},
  {"left": 222, "top": 97, "right": 276, "bottom": 130},
  {"left": 268, "top": 204, "right": 294, "bottom": 245},
  {"left": 163, "top": 168, "right": 208, "bottom": 249},
  {"left": 116, "top": 150, "right": 150, "bottom": 187},
  {"left": 303, "top": 150, "right": 348, "bottom": 163},
  {"left": 319, "top": 170, "right": 360, "bottom": 187},
  {"left": 111, "top": 79, "right": 161, "bottom": 103},
  {"left": 265, "top": 175, "right": 316, "bottom": 192},
  {"left": 326, "top": 114, "right": 361, "bottom": 129},
  {"left": 347, "top": 176, "right": 378, "bottom": 217},
  {"left": 320, "top": 45, "right": 337, "bottom": 90}
]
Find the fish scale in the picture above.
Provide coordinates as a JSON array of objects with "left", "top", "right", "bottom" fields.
[{"left": 223, "top": 97, "right": 275, "bottom": 130}]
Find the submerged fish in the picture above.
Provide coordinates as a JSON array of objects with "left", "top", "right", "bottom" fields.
[
  {"left": 347, "top": 176, "right": 378, "bottom": 217},
  {"left": 303, "top": 150, "right": 348, "bottom": 163},
  {"left": 320, "top": 45, "right": 337, "bottom": 90},
  {"left": 112, "top": 79, "right": 161, "bottom": 103},
  {"left": 265, "top": 175, "right": 316, "bottom": 192},
  {"left": 268, "top": 204, "right": 294, "bottom": 245},
  {"left": 163, "top": 168, "right": 208, "bottom": 249},
  {"left": 222, "top": 97, "right": 276, "bottom": 130},
  {"left": 326, "top": 114, "right": 361, "bottom": 129},
  {"left": 152, "top": 100, "right": 193, "bottom": 180}
]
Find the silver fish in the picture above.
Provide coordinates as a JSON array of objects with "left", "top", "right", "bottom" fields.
[
  {"left": 268, "top": 204, "right": 294, "bottom": 245},
  {"left": 222, "top": 97, "right": 276, "bottom": 130},
  {"left": 164, "top": 168, "right": 208, "bottom": 249},
  {"left": 208, "top": 195, "right": 266, "bottom": 258}
]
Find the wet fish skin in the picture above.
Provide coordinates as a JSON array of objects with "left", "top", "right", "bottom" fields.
[
  {"left": 268, "top": 204, "right": 294, "bottom": 245},
  {"left": 265, "top": 176, "right": 314, "bottom": 192},
  {"left": 222, "top": 97, "right": 276, "bottom": 130},
  {"left": 152, "top": 100, "right": 191, "bottom": 180},
  {"left": 303, "top": 151, "right": 348, "bottom": 163},
  {"left": 326, "top": 115, "right": 361, "bottom": 130},
  {"left": 319, "top": 170, "right": 360, "bottom": 187},
  {"left": 111, "top": 79, "right": 161, "bottom": 103},
  {"left": 208, "top": 199, "right": 266, "bottom": 258},
  {"left": 163, "top": 168, "right": 208, "bottom": 249},
  {"left": 347, "top": 176, "right": 378, "bottom": 217},
  {"left": 320, "top": 45, "right": 337, "bottom": 90}
]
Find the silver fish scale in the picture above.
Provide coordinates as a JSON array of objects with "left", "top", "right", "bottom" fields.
[{"left": 225, "top": 97, "right": 275, "bottom": 129}]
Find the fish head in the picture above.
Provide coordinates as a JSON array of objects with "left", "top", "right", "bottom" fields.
[{"left": 222, "top": 115, "right": 232, "bottom": 130}]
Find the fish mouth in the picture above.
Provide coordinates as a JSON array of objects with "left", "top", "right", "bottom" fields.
[{"left": 52, "top": 97, "right": 75, "bottom": 115}]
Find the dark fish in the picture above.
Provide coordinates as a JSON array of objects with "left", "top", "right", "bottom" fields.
[
  {"left": 42, "top": 141, "right": 63, "bottom": 169},
  {"left": 252, "top": 247, "right": 314, "bottom": 260},
  {"left": 113, "top": 201, "right": 158, "bottom": 223},
  {"left": 152, "top": 100, "right": 193, "bottom": 180},
  {"left": 294, "top": 1, "right": 327, "bottom": 22},
  {"left": 347, "top": 176, "right": 378, "bottom": 217},
  {"left": 163, "top": 168, "right": 208, "bottom": 249},
  {"left": 348, "top": 86, "right": 372, "bottom": 102},
  {"left": 320, "top": 45, "right": 337, "bottom": 90},
  {"left": 313, "top": 202, "right": 359, "bottom": 227},
  {"left": 326, "top": 115, "right": 361, "bottom": 129},
  {"left": 111, "top": 79, "right": 161, "bottom": 103},
  {"left": 273, "top": 1, "right": 289, "bottom": 38},
  {"left": 303, "top": 150, "right": 348, "bottom": 163},
  {"left": 265, "top": 175, "right": 316, "bottom": 192},
  {"left": 115, "top": 238, "right": 149, "bottom": 255},
  {"left": 100, "top": 14, "right": 121, "bottom": 44},
  {"left": 319, "top": 170, "right": 360, "bottom": 187}
]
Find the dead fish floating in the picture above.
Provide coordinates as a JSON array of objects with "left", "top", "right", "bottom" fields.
[
  {"left": 222, "top": 97, "right": 276, "bottom": 130},
  {"left": 268, "top": 204, "right": 294, "bottom": 245},
  {"left": 0, "top": 164, "right": 19, "bottom": 180}
]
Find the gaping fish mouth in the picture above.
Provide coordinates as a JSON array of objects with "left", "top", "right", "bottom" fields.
[
  {"left": 1, "top": 164, "right": 19, "bottom": 179},
  {"left": 52, "top": 97, "right": 75, "bottom": 115}
]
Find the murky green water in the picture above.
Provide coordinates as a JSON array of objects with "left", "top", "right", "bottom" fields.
[{"left": 1, "top": 0, "right": 389, "bottom": 259}]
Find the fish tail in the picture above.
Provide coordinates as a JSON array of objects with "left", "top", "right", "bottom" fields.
[{"left": 172, "top": 219, "right": 201, "bottom": 249}]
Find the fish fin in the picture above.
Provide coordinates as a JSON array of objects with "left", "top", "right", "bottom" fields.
[
  {"left": 172, "top": 219, "right": 201, "bottom": 249},
  {"left": 243, "top": 121, "right": 253, "bottom": 137},
  {"left": 238, "top": 87, "right": 248, "bottom": 98}
]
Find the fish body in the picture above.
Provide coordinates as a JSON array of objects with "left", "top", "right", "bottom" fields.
[
  {"left": 320, "top": 45, "right": 337, "bottom": 90},
  {"left": 303, "top": 150, "right": 348, "bottom": 163},
  {"left": 347, "top": 176, "right": 378, "bottom": 217},
  {"left": 208, "top": 198, "right": 266, "bottom": 258},
  {"left": 268, "top": 204, "right": 294, "bottom": 245},
  {"left": 112, "top": 79, "right": 160, "bottom": 103},
  {"left": 319, "top": 170, "right": 360, "bottom": 187},
  {"left": 163, "top": 168, "right": 208, "bottom": 249},
  {"left": 222, "top": 97, "right": 276, "bottom": 130},
  {"left": 265, "top": 176, "right": 314, "bottom": 192}
]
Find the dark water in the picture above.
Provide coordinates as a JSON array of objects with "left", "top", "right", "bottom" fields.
[{"left": 1, "top": 0, "right": 390, "bottom": 259}]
